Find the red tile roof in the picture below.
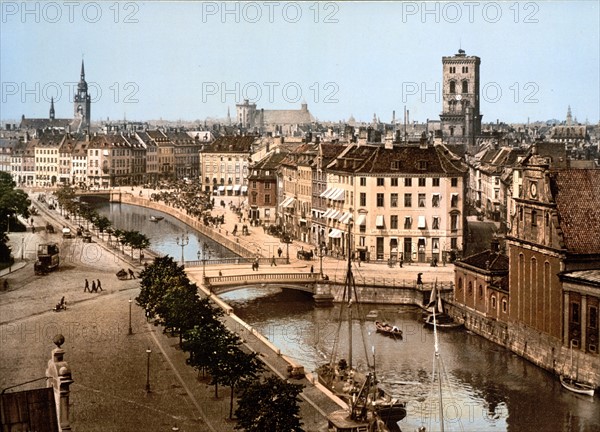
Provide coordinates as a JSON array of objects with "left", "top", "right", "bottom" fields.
[{"left": 549, "top": 169, "right": 600, "bottom": 254}]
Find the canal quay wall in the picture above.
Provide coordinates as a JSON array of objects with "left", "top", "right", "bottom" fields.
[
  {"left": 445, "top": 302, "right": 600, "bottom": 389},
  {"left": 114, "top": 193, "right": 261, "bottom": 260},
  {"left": 110, "top": 191, "right": 600, "bottom": 389}
]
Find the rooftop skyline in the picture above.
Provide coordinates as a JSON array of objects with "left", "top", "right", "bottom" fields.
[{"left": 1, "top": 1, "right": 599, "bottom": 124}]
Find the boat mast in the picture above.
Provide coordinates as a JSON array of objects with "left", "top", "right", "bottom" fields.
[
  {"left": 433, "top": 281, "right": 444, "bottom": 432},
  {"left": 346, "top": 218, "right": 354, "bottom": 369}
]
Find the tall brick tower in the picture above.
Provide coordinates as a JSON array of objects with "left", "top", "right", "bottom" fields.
[{"left": 440, "top": 49, "right": 482, "bottom": 151}]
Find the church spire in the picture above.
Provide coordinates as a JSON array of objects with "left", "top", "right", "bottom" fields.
[
  {"left": 566, "top": 105, "right": 572, "bottom": 126},
  {"left": 49, "top": 97, "right": 55, "bottom": 120},
  {"left": 80, "top": 59, "right": 85, "bottom": 80}
]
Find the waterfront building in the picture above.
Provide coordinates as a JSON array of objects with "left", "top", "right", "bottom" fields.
[
  {"left": 33, "top": 132, "right": 64, "bottom": 187},
  {"left": 322, "top": 139, "right": 468, "bottom": 263},
  {"left": 246, "top": 149, "right": 288, "bottom": 223},
  {"left": 199, "top": 135, "right": 254, "bottom": 194},
  {"left": 500, "top": 145, "right": 600, "bottom": 383},
  {"left": 454, "top": 239, "right": 510, "bottom": 323}
]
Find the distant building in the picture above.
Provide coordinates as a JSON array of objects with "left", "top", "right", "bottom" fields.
[
  {"left": 440, "top": 49, "right": 482, "bottom": 150},
  {"left": 247, "top": 149, "right": 289, "bottom": 223},
  {"left": 236, "top": 99, "right": 313, "bottom": 136}
]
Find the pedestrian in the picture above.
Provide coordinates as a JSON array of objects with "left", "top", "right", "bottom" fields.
[
  {"left": 129, "top": 268, "right": 136, "bottom": 279},
  {"left": 417, "top": 273, "right": 423, "bottom": 286},
  {"left": 277, "top": 247, "right": 282, "bottom": 258},
  {"left": 358, "top": 257, "right": 361, "bottom": 267},
  {"left": 310, "top": 265, "right": 314, "bottom": 273},
  {"left": 219, "top": 270, "right": 223, "bottom": 276},
  {"left": 84, "top": 279, "right": 90, "bottom": 293},
  {"left": 271, "top": 255, "right": 276, "bottom": 266},
  {"left": 91, "top": 280, "right": 97, "bottom": 293},
  {"left": 97, "top": 279, "right": 102, "bottom": 291}
]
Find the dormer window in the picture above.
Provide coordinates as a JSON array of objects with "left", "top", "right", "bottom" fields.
[
  {"left": 391, "top": 161, "right": 400, "bottom": 170},
  {"left": 418, "top": 161, "right": 427, "bottom": 171}
]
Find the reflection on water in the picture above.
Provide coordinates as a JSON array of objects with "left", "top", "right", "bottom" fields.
[
  {"left": 223, "top": 288, "right": 600, "bottom": 432},
  {"left": 91, "top": 202, "right": 238, "bottom": 260}
]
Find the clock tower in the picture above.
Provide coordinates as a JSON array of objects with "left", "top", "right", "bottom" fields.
[
  {"left": 440, "top": 49, "right": 482, "bottom": 151},
  {"left": 74, "top": 60, "right": 91, "bottom": 130}
]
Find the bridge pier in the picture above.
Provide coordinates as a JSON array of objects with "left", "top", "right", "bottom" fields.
[{"left": 313, "top": 282, "right": 334, "bottom": 307}]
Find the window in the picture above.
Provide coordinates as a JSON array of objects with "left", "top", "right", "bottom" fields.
[
  {"left": 252, "top": 181, "right": 257, "bottom": 189},
  {"left": 404, "top": 193, "right": 412, "bottom": 207},
  {"left": 589, "top": 306, "right": 598, "bottom": 329},
  {"left": 451, "top": 177, "right": 458, "bottom": 187},
  {"left": 433, "top": 178, "right": 440, "bottom": 187},
  {"left": 376, "top": 193, "right": 384, "bottom": 207},
  {"left": 451, "top": 213, "right": 459, "bottom": 231},
  {"left": 264, "top": 194, "right": 271, "bottom": 204},
  {"left": 502, "top": 298, "right": 508, "bottom": 313},
  {"left": 458, "top": 277, "right": 463, "bottom": 291},
  {"left": 391, "top": 193, "right": 398, "bottom": 207},
  {"left": 360, "top": 192, "right": 366, "bottom": 207},
  {"left": 265, "top": 182, "right": 271, "bottom": 189},
  {"left": 449, "top": 66, "right": 456, "bottom": 74},
  {"left": 451, "top": 237, "right": 458, "bottom": 249},
  {"left": 491, "top": 295, "right": 497, "bottom": 309},
  {"left": 390, "top": 215, "right": 398, "bottom": 229},
  {"left": 572, "top": 302, "right": 580, "bottom": 324},
  {"left": 418, "top": 193, "right": 426, "bottom": 207},
  {"left": 531, "top": 210, "right": 538, "bottom": 226},
  {"left": 451, "top": 194, "right": 459, "bottom": 207},
  {"left": 391, "top": 178, "right": 398, "bottom": 187},
  {"left": 478, "top": 285, "right": 483, "bottom": 299},
  {"left": 418, "top": 178, "right": 426, "bottom": 187},
  {"left": 462, "top": 66, "right": 469, "bottom": 73},
  {"left": 432, "top": 194, "right": 440, "bottom": 208},
  {"left": 432, "top": 216, "right": 440, "bottom": 230},
  {"left": 449, "top": 81, "right": 456, "bottom": 93},
  {"left": 391, "top": 161, "right": 400, "bottom": 170},
  {"left": 377, "top": 178, "right": 384, "bottom": 186},
  {"left": 405, "top": 178, "right": 412, "bottom": 187},
  {"left": 360, "top": 177, "right": 366, "bottom": 186},
  {"left": 404, "top": 216, "right": 412, "bottom": 229},
  {"left": 462, "top": 80, "right": 468, "bottom": 93},
  {"left": 468, "top": 281, "right": 473, "bottom": 295},
  {"left": 251, "top": 194, "right": 257, "bottom": 204},
  {"left": 418, "top": 161, "right": 427, "bottom": 171}
]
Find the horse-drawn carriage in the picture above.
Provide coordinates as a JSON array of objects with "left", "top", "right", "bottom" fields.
[
  {"left": 116, "top": 269, "right": 129, "bottom": 280},
  {"left": 45, "top": 223, "right": 54, "bottom": 234},
  {"left": 297, "top": 249, "right": 314, "bottom": 260}
]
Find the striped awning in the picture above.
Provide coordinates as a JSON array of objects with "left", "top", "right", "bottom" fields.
[
  {"left": 339, "top": 212, "right": 353, "bottom": 224},
  {"left": 356, "top": 214, "right": 367, "bottom": 226},
  {"left": 281, "top": 196, "right": 296, "bottom": 208},
  {"left": 328, "top": 228, "right": 343, "bottom": 238}
]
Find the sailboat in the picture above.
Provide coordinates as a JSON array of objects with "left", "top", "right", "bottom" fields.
[
  {"left": 423, "top": 282, "right": 463, "bottom": 330},
  {"left": 406, "top": 301, "right": 465, "bottom": 432},
  {"left": 560, "top": 340, "right": 595, "bottom": 396},
  {"left": 319, "top": 222, "right": 406, "bottom": 431}
]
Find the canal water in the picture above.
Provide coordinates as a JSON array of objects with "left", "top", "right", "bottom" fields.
[
  {"left": 91, "top": 202, "right": 237, "bottom": 261},
  {"left": 94, "top": 202, "right": 600, "bottom": 432}
]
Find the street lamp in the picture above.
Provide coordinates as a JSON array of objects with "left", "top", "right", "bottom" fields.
[
  {"left": 145, "top": 347, "right": 152, "bottom": 393},
  {"left": 176, "top": 233, "right": 189, "bottom": 267},
  {"left": 319, "top": 246, "right": 324, "bottom": 277},
  {"left": 198, "top": 242, "right": 210, "bottom": 279},
  {"left": 128, "top": 298, "right": 133, "bottom": 335}
]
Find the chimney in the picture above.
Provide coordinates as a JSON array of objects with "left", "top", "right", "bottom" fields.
[{"left": 490, "top": 237, "right": 500, "bottom": 252}]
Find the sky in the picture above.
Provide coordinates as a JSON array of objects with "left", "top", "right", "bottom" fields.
[{"left": 1, "top": 1, "right": 599, "bottom": 125}]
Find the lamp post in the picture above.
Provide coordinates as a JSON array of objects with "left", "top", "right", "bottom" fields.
[
  {"left": 319, "top": 246, "right": 324, "bottom": 277},
  {"left": 145, "top": 347, "right": 152, "bottom": 393},
  {"left": 176, "top": 233, "right": 189, "bottom": 267},
  {"left": 128, "top": 298, "right": 133, "bottom": 335},
  {"left": 198, "top": 242, "right": 211, "bottom": 279}
]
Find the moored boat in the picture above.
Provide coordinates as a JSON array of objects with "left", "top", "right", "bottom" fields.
[
  {"left": 374, "top": 321, "right": 403, "bottom": 339},
  {"left": 149, "top": 215, "right": 164, "bottom": 222},
  {"left": 559, "top": 375, "right": 595, "bottom": 396}
]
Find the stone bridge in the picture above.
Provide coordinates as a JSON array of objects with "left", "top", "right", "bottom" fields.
[{"left": 201, "top": 271, "right": 454, "bottom": 307}]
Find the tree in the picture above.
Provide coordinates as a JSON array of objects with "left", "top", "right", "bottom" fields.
[
  {"left": 123, "top": 230, "right": 150, "bottom": 261},
  {"left": 0, "top": 173, "right": 30, "bottom": 262},
  {"left": 219, "top": 346, "right": 264, "bottom": 419},
  {"left": 156, "top": 281, "right": 201, "bottom": 346},
  {"left": 235, "top": 376, "right": 304, "bottom": 432},
  {"left": 93, "top": 215, "right": 112, "bottom": 239},
  {"left": 136, "top": 256, "right": 187, "bottom": 318}
]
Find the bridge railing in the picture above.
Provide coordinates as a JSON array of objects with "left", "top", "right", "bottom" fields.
[{"left": 206, "top": 272, "right": 318, "bottom": 286}]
